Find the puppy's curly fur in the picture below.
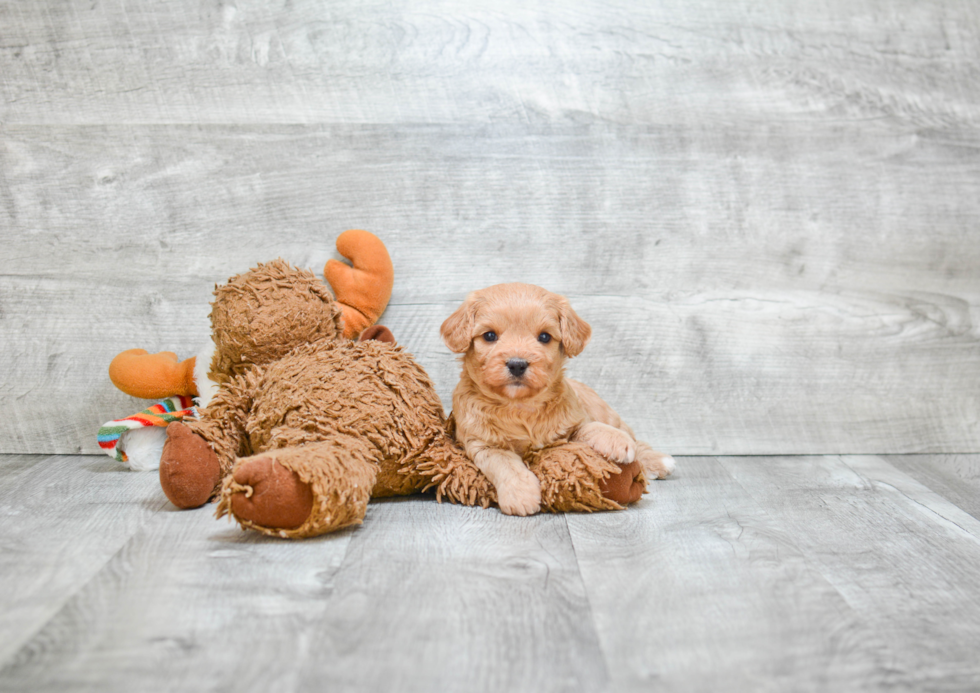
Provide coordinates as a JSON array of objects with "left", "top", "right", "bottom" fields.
[{"left": 441, "top": 283, "right": 674, "bottom": 516}]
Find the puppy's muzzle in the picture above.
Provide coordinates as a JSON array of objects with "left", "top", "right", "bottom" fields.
[{"left": 507, "top": 358, "right": 529, "bottom": 378}]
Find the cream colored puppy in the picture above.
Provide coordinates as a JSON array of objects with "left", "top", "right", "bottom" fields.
[{"left": 441, "top": 283, "right": 674, "bottom": 516}]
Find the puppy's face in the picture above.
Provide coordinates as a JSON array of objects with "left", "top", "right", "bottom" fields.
[{"left": 441, "top": 283, "right": 592, "bottom": 401}]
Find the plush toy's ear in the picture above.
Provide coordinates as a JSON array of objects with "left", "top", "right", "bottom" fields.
[
  {"left": 358, "top": 325, "right": 396, "bottom": 344},
  {"left": 557, "top": 296, "right": 592, "bottom": 357},
  {"left": 440, "top": 297, "right": 478, "bottom": 353}
]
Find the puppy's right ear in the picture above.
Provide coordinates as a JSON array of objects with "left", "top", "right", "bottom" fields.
[{"left": 441, "top": 297, "right": 477, "bottom": 353}]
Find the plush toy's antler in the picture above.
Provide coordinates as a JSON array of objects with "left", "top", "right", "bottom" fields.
[
  {"left": 108, "top": 230, "right": 393, "bottom": 400},
  {"left": 109, "top": 349, "right": 199, "bottom": 399},
  {"left": 324, "top": 229, "right": 394, "bottom": 339}
]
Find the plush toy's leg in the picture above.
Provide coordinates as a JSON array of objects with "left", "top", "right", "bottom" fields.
[
  {"left": 324, "top": 230, "right": 394, "bottom": 338},
  {"left": 412, "top": 430, "right": 498, "bottom": 508},
  {"left": 527, "top": 442, "right": 647, "bottom": 512},
  {"left": 159, "top": 422, "right": 222, "bottom": 509},
  {"left": 108, "top": 349, "right": 198, "bottom": 399},
  {"left": 414, "top": 431, "right": 645, "bottom": 512},
  {"left": 217, "top": 438, "right": 378, "bottom": 539},
  {"left": 182, "top": 372, "right": 254, "bottom": 469},
  {"left": 158, "top": 373, "right": 255, "bottom": 509}
]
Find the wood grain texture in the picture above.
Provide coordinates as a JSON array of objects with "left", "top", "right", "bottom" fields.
[
  {"left": 2, "top": 1, "right": 980, "bottom": 455},
  {"left": 0, "top": 497, "right": 353, "bottom": 693},
  {"left": 0, "top": 477, "right": 607, "bottom": 692},
  {"left": 886, "top": 454, "right": 980, "bottom": 522},
  {"left": 2, "top": 123, "right": 979, "bottom": 454},
  {"left": 1, "top": 1, "right": 978, "bottom": 126},
  {"left": 0, "top": 455, "right": 164, "bottom": 665},
  {"left": 4, "top": 453, "right": 980, "bottom": 691},
  {"left": 722, "top": 455, "right": 980, "bottom": 691},
  {"left": 294, "top": 499, "right": 608, "bottom": 693},
  {"left": 568, "top": 455, "right": 980, "bottom": 692},
  {"left": 567, "top": 458, "right": 890, "bottom": 691}
]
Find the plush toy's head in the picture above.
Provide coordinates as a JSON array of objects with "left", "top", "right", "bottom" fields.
[
  {"left": 107, "top": 230, "right": 394, "bottom": 405},
  {"left": 207, "top": 259, "right": 344, "bottom": 386}
]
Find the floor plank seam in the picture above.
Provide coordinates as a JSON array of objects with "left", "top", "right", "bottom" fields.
[
  {"left": 561, "top": 513, "right": 615, "bottom": 691},
  {"left": 0, "top": 507, "right": 165, "bottom": 674}
]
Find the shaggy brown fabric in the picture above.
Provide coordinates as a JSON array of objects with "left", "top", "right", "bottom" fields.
[
  {"left": 185, "top": 373, "right": 254, "bottom": 479},
  {"left": 196, "top": 339, "right": 451, "bottom": 537},
  {"left": 412, "top": 416, "right": 645, "bottom": 512},
  {"left": 240, "top": 340, "right": 446, "bottom": 483},
  {"left": 529, "top": 442, "right": 639, "bottom": 513},
  {"left": 413, "top": 428, "right": 497, "bottom": 508},
  {"left": 218, "top": 441, "right": 377, "bottom": 538},
  {"left": 191, "top": 336, "right": 642, "bottom": 538},
  {"left": 207, "top": 259, "right": 344, "bottom": 386}
]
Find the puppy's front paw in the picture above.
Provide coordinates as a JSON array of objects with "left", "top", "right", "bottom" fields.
[
  {"left": 496, "top": 470, "right": 541, "bottom": 516},
  {"left": 638, "top": 449, "right": 675, "bottom": 480},
  {"left": 576, "top": 422, "right": 636, "bottom": 465}
]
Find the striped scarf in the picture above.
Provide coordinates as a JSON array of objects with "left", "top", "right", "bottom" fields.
[{"left": 97, "top": 395, "right": 198, "bottom": 463}]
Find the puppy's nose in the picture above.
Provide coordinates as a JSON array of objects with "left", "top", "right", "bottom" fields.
[{"left": 507, "top": 358, "right": 529, "bottom": 377}]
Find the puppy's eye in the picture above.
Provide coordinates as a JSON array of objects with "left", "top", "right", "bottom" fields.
[
  {"left": 482, "top": 331, "right": 498, "bottom": 342},
  {"left": 538, "top": 332, "right": 552, "bottom": 344}
]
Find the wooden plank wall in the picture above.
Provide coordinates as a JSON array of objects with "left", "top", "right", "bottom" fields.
[{"left": 1, "top": 0, "right": 978, "bottom": 455}]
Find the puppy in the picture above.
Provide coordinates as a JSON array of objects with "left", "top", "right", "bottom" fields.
[{"left": 441, "top": 283, "right": 674, "bottom": 516}]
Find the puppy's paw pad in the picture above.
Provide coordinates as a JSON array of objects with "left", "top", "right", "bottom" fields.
[
  {"left": 496, "top": 473, "right": 542, "bottom": 517},
  {"left": 640, "top": 452, "right": 675, "bottom": 480}
]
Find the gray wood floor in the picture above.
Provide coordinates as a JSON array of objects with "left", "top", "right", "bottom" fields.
[{"left": 2, "top": 451, "right": 979, "bottom": 692}]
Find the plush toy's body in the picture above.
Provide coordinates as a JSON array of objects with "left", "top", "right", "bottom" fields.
[
  {"left": 175, "top": 337, "right": 466, "bottom": 538},
  {"left": 115, "top": 232, "right": 647, "bottom": 538}
]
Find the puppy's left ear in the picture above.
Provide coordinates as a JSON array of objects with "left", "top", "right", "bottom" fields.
[
  {"left": 441, "top": 296, "right": 478, "bottom": 353},
  {"left": 557, "top": 297, "right": 592, "bottom": 357}
]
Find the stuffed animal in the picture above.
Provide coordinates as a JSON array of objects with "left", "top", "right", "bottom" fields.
[
  {"left": 101, "top": 230, "right": 394, "bottom": 470},
  {"left": 145, "top": 237, "right": 647, "bottom": 538},
  {"left": 107, "top": 229, "right": 395, "bottom": 407}
]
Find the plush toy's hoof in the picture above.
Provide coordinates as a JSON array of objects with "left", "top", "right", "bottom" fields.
[
  {"left": 159, "top": 422, "right": 222, "bottom": 509},
  {"left": 228, "top": 456, "right": 314, "bottom": 530},
  {"left": 599, "top": 460, "right": 646, "bottom": 506}
]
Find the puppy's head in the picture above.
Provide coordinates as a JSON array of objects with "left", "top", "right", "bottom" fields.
[{"left": 441, "top": 283, "right": 591, "bottom": 401}]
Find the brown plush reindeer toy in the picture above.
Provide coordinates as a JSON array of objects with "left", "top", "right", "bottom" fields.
[{"left": 108, "top": 231, "right": 646, "bottom": 538}]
